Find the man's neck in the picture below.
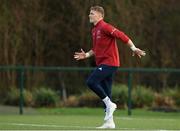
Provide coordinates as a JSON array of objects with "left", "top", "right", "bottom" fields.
[{"left": 94, "top": 18, "right": 103, "bottom": 26}]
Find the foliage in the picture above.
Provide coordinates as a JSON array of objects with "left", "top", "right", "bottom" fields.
[
  {"left": 33, "top": 87, "right": 59, "bottom": 107},
  {"left": 153, "top": 93, "right": 175, "bottom": 108},
  {"left": 1, "top": 85, "right": 179, "bottom": 109},
  {"left": 3, "top": 87, "right": 33, "bottom": 106},
  {"left": 23, "top": 89, "right": 34, "bottom": 106},
  {"left": 132, "top": 86, "right": 154, "bottom": 108},
  {"left": 152, "top": 87, "right": 180, "bottom": 108},
  {"left": 78, "top": 91, "right": 102, "bottom": 107},
  {"left": 0, "top": 0, "right": 180, "bottom": 93},
  {"left": 162, "top": 87, "right": 180, "bottom": 107},
  {"left": 64, "top": 95, "right": 79, "bottom": 107},
  {"left": 3, "top": 87, "right": 19, "bottom": 106},
  {"left": 112, "top": 84, "right": 128, "bottom": 108}
]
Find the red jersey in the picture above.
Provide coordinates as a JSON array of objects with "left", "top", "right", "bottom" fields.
[{"left": 91, "top": 20, "right": 130, "bottom": 67}]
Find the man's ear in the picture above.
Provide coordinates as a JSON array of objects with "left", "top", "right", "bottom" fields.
[{"left": 98, "top": 12, "right": 103, "bottom": 18}]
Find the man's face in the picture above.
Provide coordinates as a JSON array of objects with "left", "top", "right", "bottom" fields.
[{"left": 89, "top": 10, "right": 102, "bottom": 23}]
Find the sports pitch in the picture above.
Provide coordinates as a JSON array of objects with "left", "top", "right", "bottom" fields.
[{"left": 0, "top": 107, "right": 179, "bottom": 130}]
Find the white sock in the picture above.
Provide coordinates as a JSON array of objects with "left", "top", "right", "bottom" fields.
[{"left": 102, "top": 96, "right": 112, "bottom": 107}]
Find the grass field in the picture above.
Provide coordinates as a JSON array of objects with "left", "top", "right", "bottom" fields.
[{"left": 0, "top": 106, "right": 180, "bottom": 130}]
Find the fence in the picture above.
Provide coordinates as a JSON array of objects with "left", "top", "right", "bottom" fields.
[{"left": 0, "top": 66, "right": 180, "bottom": 115}]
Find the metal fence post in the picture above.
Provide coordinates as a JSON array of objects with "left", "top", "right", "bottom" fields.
[
  {"left": 128, "top": 71, "right": 132, "bottom": 116},
  {"left": 18, "top": 66, "right": 25, "bottom": 115}
]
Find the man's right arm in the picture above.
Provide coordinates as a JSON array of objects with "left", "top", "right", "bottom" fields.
[{"left": 74, "top": 49, "right": 94, "bottom": 60}]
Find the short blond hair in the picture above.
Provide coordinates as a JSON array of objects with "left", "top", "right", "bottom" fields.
[{"left": 90, "top": 6, "right": 104, "bottom": 18}]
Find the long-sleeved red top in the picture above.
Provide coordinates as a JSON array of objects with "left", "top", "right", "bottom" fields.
[{"left": 91, "top": 20, "right": 130, "bottom": 67}]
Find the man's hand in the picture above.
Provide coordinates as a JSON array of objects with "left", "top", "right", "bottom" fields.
[
  {"left": 132, "top": 48, "right": 146, "bottom": 58},
  {"left": 127, "top": 39, "right": 146, "bottom": 58},
  {"left": 74, "top": 49, "right": 86, "bottom": 60}
]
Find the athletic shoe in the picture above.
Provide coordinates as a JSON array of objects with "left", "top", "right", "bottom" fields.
[
  {"left": 96, "top": 119, "right": 115, "bottom": 129},
  {"left": 104, "top": 103, "right": 117, "bottom": 121}
]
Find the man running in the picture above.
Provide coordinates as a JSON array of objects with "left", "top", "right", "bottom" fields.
[{"left": 74, "top": 6, "right": 146, "bottom": 129}]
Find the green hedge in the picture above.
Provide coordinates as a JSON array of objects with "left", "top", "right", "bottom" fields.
[
  {"left": 2, "top": 85, "right": 179, "bottom": 108},
  {"left": 70, "top": 84, "right": 155, "bottom": 108},
  {"left": 162, "top": 87, "right": 180, "bottom": 107},
  {"left": 3, "top": 87, "right": 60, "bottom": 107},
  {"left": 3, "top": 87, "right": 33, "bottom": 106},
  {"left": 112, "top": 84, "right": 128, "bottom": 108},
  {"left": 33, "top": 87, "right": 59, "bottom": 107},
  {"left": 78, "top": 91, "right": 102, "bottom": 107},
  {"left": 132, "top": 86, "right": 154, "bottom": 108}
]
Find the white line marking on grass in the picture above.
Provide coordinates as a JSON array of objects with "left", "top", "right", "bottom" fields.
[
  {"left": 0, "top": 122, "right": 178, "bottom": 131},
  {"left": 1, "top": 122, "right": 93, "bottom": 129},
  {"left": 117, "top": 117, "right": 177, "bottom": 121},
  {"left": 0, "top": 123, "right": 133, "bottom": 130}
]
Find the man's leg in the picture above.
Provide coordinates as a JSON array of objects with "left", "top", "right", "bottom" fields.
[
  {"left": 86, "top": 65, "right": 109, "bottom": 99},
  {"left": 100, "top": 76, "right": 113, "bottom": 110},
  {"left": 100, "top": 75, "right": 113, "bottom": 100},
  {"left": 86, "top": 65, "right": 117, "bottom": 121},
  {"left": 96, "top": 69, "right": 117, "bottom": 129},
  {"left": 86, "top": 65, "right": 116, "bottom": 99}
]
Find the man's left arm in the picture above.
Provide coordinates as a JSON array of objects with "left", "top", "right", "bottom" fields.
[
  {"left": 126, "top": 39, "right": 146, "bottom": 58},
  {"left": 103, "top": 24, "right": 129, "bottom": 43},
  {"left": 103, "top": 24, "right": 146, "bottom": 58}
]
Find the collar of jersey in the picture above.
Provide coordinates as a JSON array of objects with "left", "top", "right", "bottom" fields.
[{"left": 94, "top": 19, "right": 104, "bottom": 27}]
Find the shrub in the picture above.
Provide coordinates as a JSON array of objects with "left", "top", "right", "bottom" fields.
[
  {"left": 64, "top": 95, "right": 79, "bottom": 107},
  {"left": 161, "top": 88, "right": 180, "bottom": 107},
  {"left": 166, "top": 87, "right": 180, "bottom": 107},
  {"left": 172, "top": 91, "right": 180, "bottom": 107},
  {"left": 153, "top": 93, "right": 175, "bottom": 108},
  {"left": 23, "top": 89, "right": 33, "bottom": 106},
  {"left": 78, "top": 85, "right": 128, "bottom": 108},
  {"left": 112, "top": 84, "right": 128, "bottom": 108},
  {"left": 4, "top": 87, "right": 19, "bottom": 106},
  {"left": 132, "top": 86, "right": 154, "bottom": 108},
  {"left": 3, "top": 87, "right": 33, "bottom": 106},
  {"left": 78, "top": 91, "right": 102, "bottom": 107},
  {"left": 33, "top": 87, "right": 59, "bottom": 107}
]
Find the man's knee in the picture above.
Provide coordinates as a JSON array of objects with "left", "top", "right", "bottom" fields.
[{"left": 86, "top": 79, "right": 96, "bottom": 88}]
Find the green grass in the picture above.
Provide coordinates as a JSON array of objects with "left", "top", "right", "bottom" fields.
[{"left": 0, "top": 107, "right": 179, "bottom": 130}]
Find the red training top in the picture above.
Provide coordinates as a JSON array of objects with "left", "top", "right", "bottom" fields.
[{"left": 91, "top": 20, "right": 130, "bottom": 67}]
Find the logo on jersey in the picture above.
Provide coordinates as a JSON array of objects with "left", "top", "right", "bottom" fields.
[
  {"left": 98, "top": 67, "right": 103, "bottom": 71},
  {"left": 111, "top": 28, "right": 117, "bottom": 34},
  {"left": 96, "top": 30, "right": 101, "bottom": 39}
]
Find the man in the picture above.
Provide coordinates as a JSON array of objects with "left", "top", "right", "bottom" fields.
[{"left": 74, "top": 6, "right": 145, "bottom": 129}]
